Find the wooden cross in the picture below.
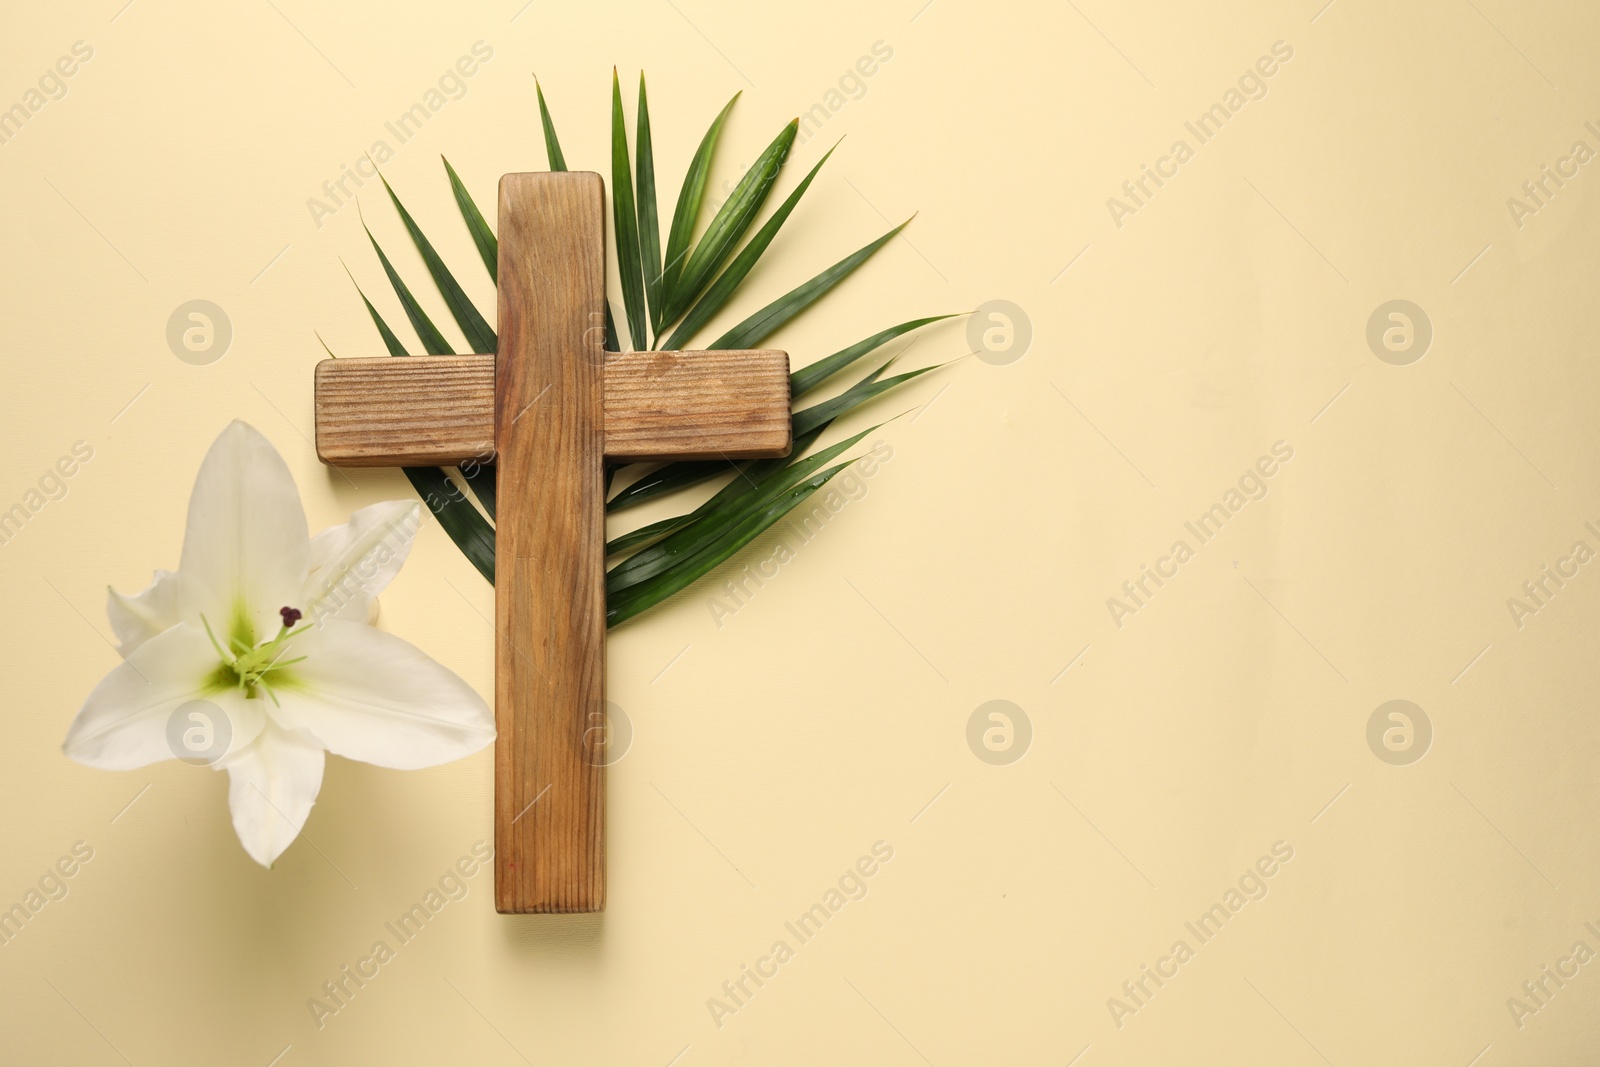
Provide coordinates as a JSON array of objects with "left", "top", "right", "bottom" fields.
[{"left": 311, "top": 173, "right": 791, "bottom": 912}]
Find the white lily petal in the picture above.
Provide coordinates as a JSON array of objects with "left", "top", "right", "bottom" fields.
[
  {"left": 303, "top": 500, "right": 421, "bottom": 625},
  {"left": 176, "top": 421, "right": 310, "bottom": 643},
  {"left": 63, "top": 624, "right": 265, "bottom": 770},
  {"left": 269, "top": 620, "right": 493, "bottom": 770},
  {"left": 223, "top": 723, "right": 326, "bottom": 867},
  {"left": 107, "top": 569, "right": 181, "bottom": 655}
]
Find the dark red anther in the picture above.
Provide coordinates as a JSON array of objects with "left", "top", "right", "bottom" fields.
[{"left": 279, "top": 606, "right": 303, "bottom": 627}]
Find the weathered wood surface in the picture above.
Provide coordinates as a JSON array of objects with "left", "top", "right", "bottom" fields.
[
  {"left": 493, "top": 171, "right": 608, "bottom": 914},
  {"left": 314, "top": 350, "right": 790, "bottom": 466},
  {"left": 600, "top": 349, "right": 790, "bottom": 461}
]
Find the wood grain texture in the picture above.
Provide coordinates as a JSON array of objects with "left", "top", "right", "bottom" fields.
[
  {"left": 602, "top": 349, "right": 790, "bottom": 460},
  {"left": 314, "top": 355, "right": 493, "bottom": 467},
  {"left": 494, "top": 172, "right": 607, "bottom": 914},
  {"left": 313, "top": 350, "right": 791, "bottom": 466}
]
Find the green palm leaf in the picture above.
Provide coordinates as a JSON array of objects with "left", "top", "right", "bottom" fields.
[
  {"left": 339, "top": 74, "right": 954, "bottom": 621},
  {"left": 352, "top": 281, "right": 495, "bottom": 581},
  {"left": 604, "top": 424, "right": 830, "bottom": 557},
  {"left": 346, "top": 268, "right": 408, "bottom": 356},
  {"left": 661, "top": 92, "right": 738, "bottom": 308},
  {"left": 536, "top": 79, "right": 567, "bottom": 171},
  {"left": 604, "top": 300, "right": 620, "bottom": 352},
  {"left": 711, "top": 218, "right": 909, "bottom": 350},
  {"left": 378, "top": 174, "right": 496, "bottom": 355},
  {"left": 792, "top": 360, "right": 942, "bottom": 439},
  {"left": 444, "top": 156, "right": 497, "bottom": 283},
  {"left": 608, "top": 422, "right": 880, "bottom": 593},
  {"left": 663, "top": 120, "right": 797, "bottom": 324},
  {"left": 605, "top": 459, "right": 726, "bottom": 514},
  {"left": 607, "top": 466, "right": 847, "bottom": 626},
  {"left": 606, "top": 512, "right": 691, "bottom": 557},
  {"left": 660, "top": 144, "right": 836, "bottom": 351},
  {"left": 408, "top": 468, "right": 496, "bottom": 582},
  {"left": 636, "top": 75, "right": 664, "bottom": 337},
  {"left": 364, "top": 224, "right": 452, "bottom": 355},
  {"left": 792, "top": 315, "right": 956, "bottom": 397},
  {"left": 372, "top": 174, "right": 499, "bottom": 516},
  {"left": 459, "top": 462, "right": 497, "bottom": 521},
  {"left": 611, "top": 71, "right": 648, "bottom": 351}
]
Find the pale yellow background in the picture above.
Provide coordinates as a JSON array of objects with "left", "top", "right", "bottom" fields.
[{"left": 3, "top": 0, "right": 1599, "bottom": 1063}]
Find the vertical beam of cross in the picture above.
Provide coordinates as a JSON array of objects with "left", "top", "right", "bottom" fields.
[{"left": 494, "top": 172, "right": 607, "bottom": 913}]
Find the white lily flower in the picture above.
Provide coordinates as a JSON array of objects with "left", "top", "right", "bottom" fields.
[{"left": 63, "top": 420, "right": 494, "bottom": 867}]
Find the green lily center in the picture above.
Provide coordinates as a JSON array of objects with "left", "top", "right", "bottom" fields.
[{"left": 203, "top": 607, "right": 310, "bottom": 702}]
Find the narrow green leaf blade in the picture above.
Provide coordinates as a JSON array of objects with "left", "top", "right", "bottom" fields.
[
  {"left": 606, "top": 513, "right": 692, "bottom": 557},
  {"left": 611, "top": 71, "right": 648, "bottom": 351},
  {"left": 405, "top": 468, "right": 496, "bottom": 583},
  {"left": 792, "top": 315, "right": 956, "bottom": 398},
  {"left": 459, "top": 459, "right": 495, "bottom": 522},
  {"left": 661, "top": 92, "right": 738, "bottom": 310},
  {"left": 606, "top": 459, "right": 729, "bottom": 513},
  {"left": 665, "top": 120, "right": 798, "bottom": 324},
  {"left": 349, "top": 285, "right": 495, "bottom": 580},
  {"left": 536, "top": 79, "right": 567, "bottom": 171},
  {"left": 604, "top": 300, "right": 621, "bottom": 353},
  {"left": 435, "top": 161, "right": 504, "bottom": 513},
  {"left": 365, "top": 226, "right": 453, "bottom": 355},
  {"left": 660, "top": 144, "right": 835, "bottom": 352},
  {"left": 379, "top": 174, "right": 496, "bottom": 354},
  {"left": 665, "top": 423, "right": 827, "bottom": 524},
  {"left": 605, "top": 433, "right": 809, "bottom": 522},
  {"left": 443, "top": 156, "right": 498, "bottom": 284},
  {"left": 606, "top": 467, "right": 847, "bottom": 627},
  {"left": 348, "top": 270, "right": 411, "bottom": 357},
  {"left": 636, "top": 74, "right": 664, "bottom": 337},
  {"left": 608, "top": 422, "right": 879, "bottom": 593},
  {"left": 792, "top": 362, "right": 941, "bottom": 439},
  {"left": 711, "top": 218, "right": 909, "bottom": 350}
]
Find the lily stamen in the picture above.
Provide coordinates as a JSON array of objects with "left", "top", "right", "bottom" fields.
[{"left": 201, "top": 611, "right": 313, "bottom": 702}]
